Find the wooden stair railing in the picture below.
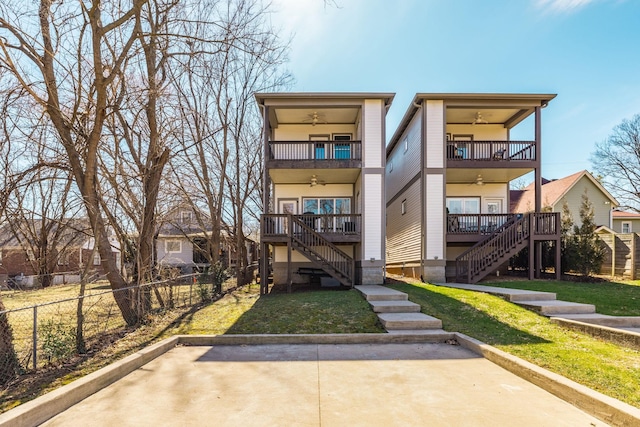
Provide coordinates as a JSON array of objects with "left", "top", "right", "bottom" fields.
[
  {"left": 456, "top": 214, "right": 530, "bottom": 284},
  {"left": 289, "top": 215, "right": 355, "bottom": 287}
]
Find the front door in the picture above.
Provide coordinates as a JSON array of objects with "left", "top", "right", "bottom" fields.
[{"left": 278, "top": 199, "right": 298, "bottom": 234}]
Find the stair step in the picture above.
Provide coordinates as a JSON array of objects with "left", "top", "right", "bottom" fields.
[
  {"left": 517, "top": 300, "right": 596, "bottom": 315},
  {"left": 355, "top": 285, "right": 408, "bottom": 301},
  {"left": 378, "top": 313, "right": 442, "bottom": 330},
  {"left": 369, "top": 300, "right": 421, "bottom": 313}
]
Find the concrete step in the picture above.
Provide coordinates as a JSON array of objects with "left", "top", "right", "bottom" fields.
[
  {"left": 378, "top": 313, "right": 442, "bottom": 331},
  {"left": 369, "top": 300, "right": 421, "bottom": 313},
  {"left": 437, "top": 283, "right": 556, "bottom": 302},
  {"left": 517, "top": 300, "right": 596, "bottom": 316},
  {"left": 355, "top": 285, "right": 408, "bottom": 301},
  {"left": 557, "top": 314, "right": 640, "bottom": 327}
]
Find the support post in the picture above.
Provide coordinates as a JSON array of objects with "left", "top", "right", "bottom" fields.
[{"left": 528, "top": 214, "right": 535, "bottom": 280}]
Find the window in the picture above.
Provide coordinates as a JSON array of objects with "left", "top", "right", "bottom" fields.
[
  {"left": 403, "top": 137, "right": 408, "bottom": 152},
  {"left": 622, "top": 222, "right": 632, "bottom": 233},
  {"left": 93, "top": 253, "right": 102, "bottom": 266},
  {"left": 57, "top": 252, "right": 70, "bottom": 266},
  {"left": 165, "top": 240, "right": 182, "bottom": 253},
  {"left": 26, "top": 249, "right": 35, "bottom": 261},
  {"left": 388, "top": 160, "right": 393, "bottom": 172},
  {"left": 446, "top": 197, "right": 480, "bottom": 214},
  {"left": 333, "top": 134, "right": 352, "bottom": 159},
  {"left": 401, "top": 199, "right": 407, "bottom": 215},
  {"left": 181, "top": 211, "right": 193, "bottom": 223},
  {"left": 302, "top": 197, "right": 352, "bottom": 232}
]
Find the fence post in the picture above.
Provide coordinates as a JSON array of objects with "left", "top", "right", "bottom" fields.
[{"left": 32, "top": 306, "right": 37, "bottom": 371}]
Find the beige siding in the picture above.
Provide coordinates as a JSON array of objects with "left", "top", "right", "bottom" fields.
[
  {"left": 554, "top": 177, "right": 612, "bottom": 228},
  {"left": 425, "top": 101, "right": 444, "bottom": 169},
  {"left": 363, "top": 174, "right": 383, "bottom": 260},
  {"left": 425, "top": 174, "right": 444, "bottom": 260},
  {"left": 446, "top": 124, "right": 508, "bottom": 141},
  {"left": 613, "top": 218, "right": 640, "bottom": 233},
  {"left": 386, "top": 180, "right": 422, "bottom": 265},
  {"left": 446, "top": 183, "right": 509, "bottom": 213},
  {"left": 363, "top": 99, "right": 383, "bottom": 168},
  {"left": 386, "top": 112, "right": 421, "bottom": 203},
  {"left": 274, "top": 124, "right": 357, "bottom": 140}
]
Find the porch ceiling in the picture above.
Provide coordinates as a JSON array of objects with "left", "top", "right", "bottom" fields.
[
  {"left": 446, "top": 107, "right": 529, "bottom": 127},
  {"left": 269, "top": 168, "right": 360, "bottom": 184},
  {"left": 446, "top": 168, "right": 531, "bottom": 184},
  {"left": 273, "top": 107, "right": 360, "bottom": 126}
]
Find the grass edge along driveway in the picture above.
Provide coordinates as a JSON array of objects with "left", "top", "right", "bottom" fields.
[{"left": 386, "top": 279, "right": 640, "bottom": 409}]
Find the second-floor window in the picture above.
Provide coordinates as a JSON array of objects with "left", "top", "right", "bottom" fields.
[
  {"left": 181, "top": 211, "right": 193, "bottom": 223},
  {"left": 622, "top": 222, "right": 632, "bottom": 233},
  {"left": 446, "top": 197, "right": 480, "bottom": 214}
]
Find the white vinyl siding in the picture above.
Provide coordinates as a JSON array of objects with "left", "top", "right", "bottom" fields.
[
  {"left": 364, "top": 174, "right": 383, "bottom": 260},
  {"left": 386, "top": 180, "right": 422, "bottom": 264},
  {"left": 425, "top": 100, "right": 444, "bottom": 169},
  {"left": 425, "top": 174, "right": 444, "bottom": 260},
  {"left": 386, "top": 111, "right": 421, "bottom": 203},
  {"left": 363, "top": 99, "right": 383, "bottom": 168}
]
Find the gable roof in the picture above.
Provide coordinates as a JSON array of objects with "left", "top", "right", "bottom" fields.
[{"left": 511, "top": 170, "right": 618, "bottom": 213}]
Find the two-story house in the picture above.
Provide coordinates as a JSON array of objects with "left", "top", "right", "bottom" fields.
[
  {"left": 256, "top": 92, "right": 394, "bottom": 293},
  {"left": 385, "top": 93, "right": 561, "bottom": 284}
]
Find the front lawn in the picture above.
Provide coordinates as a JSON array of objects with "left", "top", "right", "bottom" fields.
[{"left": 386, "top": 279, "right": 640, "bottom": 408}]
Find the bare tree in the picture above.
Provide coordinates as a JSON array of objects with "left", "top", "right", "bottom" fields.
[{"left": 591, "top": 114, "right": 640, "bottom": 212}]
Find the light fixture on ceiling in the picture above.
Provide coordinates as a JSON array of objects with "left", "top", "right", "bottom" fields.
[
  {"left": 475, "top": 174, "right": 484, "bottom": 185},
  {"left": 310, "top": 174, "right": 326, "bottom": 187},
  {"left": 472, "top": 111, "right": 489, "bottom": 125},
  {"left": 303, "top": 112, "right": 327, "bottom": 127}
]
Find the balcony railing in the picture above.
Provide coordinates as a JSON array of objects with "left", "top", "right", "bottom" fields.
[
  {"left": 262, "top": 214, "right": 361, "bottom": 237},
  {"left": 268, "top": 140, "right": 362, "bottom": 161},
  {"left": 447, "top": 214, "right": 517, "bottom": 235},
  {"left": 446, "top": 140, "right": 536, "bottom": 162}
]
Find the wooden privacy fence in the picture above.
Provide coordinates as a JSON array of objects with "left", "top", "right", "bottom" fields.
[{"left": 598, "top": 232, "right": 639, "bottom": 279}]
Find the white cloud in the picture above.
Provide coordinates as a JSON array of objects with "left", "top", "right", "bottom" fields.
[{"left": 534, "top": 0, "right": 597, "bottom": 13}]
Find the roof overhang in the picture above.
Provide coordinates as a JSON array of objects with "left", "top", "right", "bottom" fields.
[{"left": 388, "top": 93, "right": 557, "bottom": 155}]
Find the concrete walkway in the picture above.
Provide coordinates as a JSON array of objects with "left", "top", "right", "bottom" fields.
[
  {"left": 39, "top": 342, "right": 608, "bottom": 427},
  {"left": 438, "top": 283, "right": 640, "bottom": 346}
]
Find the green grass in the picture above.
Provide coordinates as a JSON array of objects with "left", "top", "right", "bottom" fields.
[
  {"left": 386, "top": 279, "right": 640, "bottom": 408},
  {"left": 479, "top": 279, "right": 640, "bottom": 316},
  {"left": 166, "top": 284, "right": 383, "bottom": 335}
]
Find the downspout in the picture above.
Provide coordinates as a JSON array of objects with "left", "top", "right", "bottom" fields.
[{"left": 415, "top": 99, "right": 425, "bottom": 281}]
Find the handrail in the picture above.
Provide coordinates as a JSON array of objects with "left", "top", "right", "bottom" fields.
[
  {"left": 289, "top": 215, "right": 354, "bottom": 285},
  {"left": 456, "top": 214, "right": 528, "bottom": 283},
  {"left": 268, "top": 140, "right": 362, "bottom": 161},
  {"left": 455, "top": 212, "right": 560, "bottom": 283},
  {"left": 263, "top": 214, "right": 361, "bottom": 236},
  {"left": 447, "top": 214, "right": 516, "bottom": 235},
  {"left": 446, "top": 140, "right": 536, "bottom": 161}
]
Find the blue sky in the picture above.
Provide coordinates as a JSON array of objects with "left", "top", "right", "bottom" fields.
[{"left": 269, "top": 0, "right": 640, "bottom": 181}]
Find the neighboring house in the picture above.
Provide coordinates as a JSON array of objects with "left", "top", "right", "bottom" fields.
[
  {"left": 256, "top": 92, "right": 394, "bottom": 293},
  {"left": 0, "top": 219, "right": 120, "bottom": 288},
  {"left": 155, "top": 205, "right": 257, "bottom": 274},
  {"left": 511, "top": 170, "right": 618, "bottom": 228},
  {"left": 386, "top": 93, "right": 561, "bottom": 284},
  {"left": 611, "top": 211, "right": 640, "bottom": 234},
  {"left": 156, "top": 206, "right": 213, "bottom": 274}
]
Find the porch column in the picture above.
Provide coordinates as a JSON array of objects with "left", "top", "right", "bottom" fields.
[
  {"left": 260, "top": 105, "right": 270, "bottom": 295},
  {"left": 534, "top": 106, "right": 542, "bottom": 279}
]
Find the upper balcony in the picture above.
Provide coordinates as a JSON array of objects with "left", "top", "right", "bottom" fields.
[
  {"left": 267, "top": 140, "right": 362, "bottom": 170},
  {"left": 446, "top": 140, "right": 536, "bottom": 168}
]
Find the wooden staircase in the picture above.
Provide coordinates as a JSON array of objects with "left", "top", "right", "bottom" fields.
[
  {"left": 289, "top": 215, "right": 355, "bottom": 287},
  {"left": 455, "top": 214, "right": 530, "bottom": 284}
]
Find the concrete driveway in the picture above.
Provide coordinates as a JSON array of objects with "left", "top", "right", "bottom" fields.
[{"left": 40, "top": 342, "right": 608, "bottom": 427}]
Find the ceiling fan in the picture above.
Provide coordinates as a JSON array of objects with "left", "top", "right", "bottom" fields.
[
  {"left": 472, "top": 111, "right": 489, "bottom": 125},
  {"left": 310, "top": 174, "right": 326, "bottom": 187},
  {"left": 303, "top": 111, "right": 327, "bottom": 126}
]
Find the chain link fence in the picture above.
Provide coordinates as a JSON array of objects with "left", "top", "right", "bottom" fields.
[{"left": 0, "top": 273, "right": 228, "bottom": 383}]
